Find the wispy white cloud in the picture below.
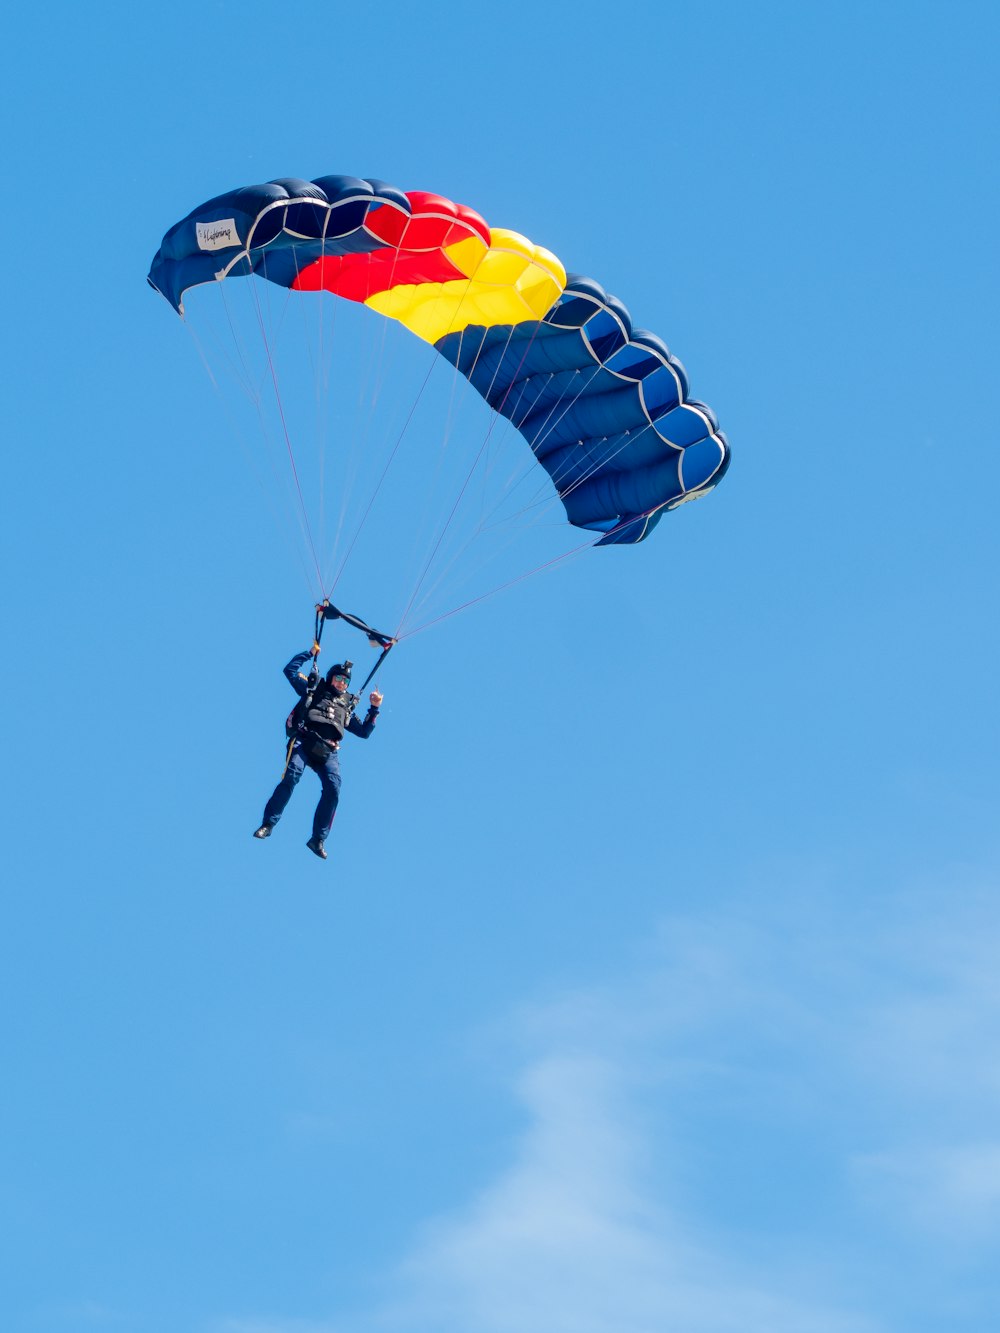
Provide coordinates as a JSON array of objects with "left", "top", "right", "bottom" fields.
[
  {"left": 838, "top": 886, "right": 1000, "bottom": 1245},
  {"left": 218, "top": 874, "right": 1000, "bottom": 1333},
  {"left": 379, "top": 1048, "right": 876, "bottom": 1333},
  {"left": 218, "top": 1043, "right": 875, "bottom": 1333},
  {"left": 852, "top": 892, "right": 1000, "bottom": 1107},
  {"left": 32, "top": 1300, "right": 131, "bottom": 1327},
  {"left": 857, "top": 1141, "right": 1000, "bottom": 1235}
]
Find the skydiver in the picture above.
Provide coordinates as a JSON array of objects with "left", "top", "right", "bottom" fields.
[{"left": 253, "top": 647, "right": 384, "bottom": 859}]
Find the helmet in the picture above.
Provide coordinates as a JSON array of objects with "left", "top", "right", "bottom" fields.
[{"left": 325, "top": 660, "right": 353, "bottom": 685}]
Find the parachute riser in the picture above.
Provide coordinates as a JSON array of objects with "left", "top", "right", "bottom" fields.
[
  {"left": 356, "top": 640, "right": 394, "bottom": 697},
  {"left": 317, "top": 598, "right": 396, "bottom": 703}
]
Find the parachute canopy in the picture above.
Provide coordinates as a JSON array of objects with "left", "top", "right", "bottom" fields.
[{"left": 148, "top": 175, "right": 729, "bottom": 545}]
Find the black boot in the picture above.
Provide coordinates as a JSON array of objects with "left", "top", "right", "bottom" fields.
[
  {"left": 306, "top": 836, "right": 327, "bottom": 860},
  {"left": 253, "top": 825, "right": 272, "bottom": 839}
]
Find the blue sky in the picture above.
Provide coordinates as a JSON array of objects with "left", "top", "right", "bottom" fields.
[{"left": 3, "top": 2, "right": 999, "bottom": 1330}]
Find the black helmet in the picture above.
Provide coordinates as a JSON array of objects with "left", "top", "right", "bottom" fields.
[{"left": 325, "top": 660, "right": 353, "bottom": 685}]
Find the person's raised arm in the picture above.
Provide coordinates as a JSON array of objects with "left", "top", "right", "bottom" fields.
[{"left": 283, "top": 647, "right": 319, "bottom": 697}]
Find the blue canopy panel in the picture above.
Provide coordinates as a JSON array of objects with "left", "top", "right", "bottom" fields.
[
  {"left": 147, "top": 176, "right": 412, "bottom": 311},
  {"left": 433, "top": 277, "right": 731, "bottom": 544}
]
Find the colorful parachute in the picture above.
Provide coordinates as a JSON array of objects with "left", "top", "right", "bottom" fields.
[{"left": 148, "top": 175, "right": 729, "bottom": 545}]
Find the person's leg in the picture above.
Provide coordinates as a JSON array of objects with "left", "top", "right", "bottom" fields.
[
  {"left": 258, "top": 743, "right": 306, "bottom": 831},
  {"left": 311, "top": 753, "right": 342, "bottom": 844}
]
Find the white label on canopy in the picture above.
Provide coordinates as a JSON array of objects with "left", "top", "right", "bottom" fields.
[{"left": 196, "top": 218, "right": 241, "bottom": 251}]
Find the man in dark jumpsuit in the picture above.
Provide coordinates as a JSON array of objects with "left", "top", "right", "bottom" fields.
[{"left": 253, "top": 649, "right": 384, "bottom": 859}]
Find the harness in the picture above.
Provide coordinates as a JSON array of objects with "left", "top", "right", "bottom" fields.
[{"left": 280, "top": 600, "right": 396, "bottom": 777}]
